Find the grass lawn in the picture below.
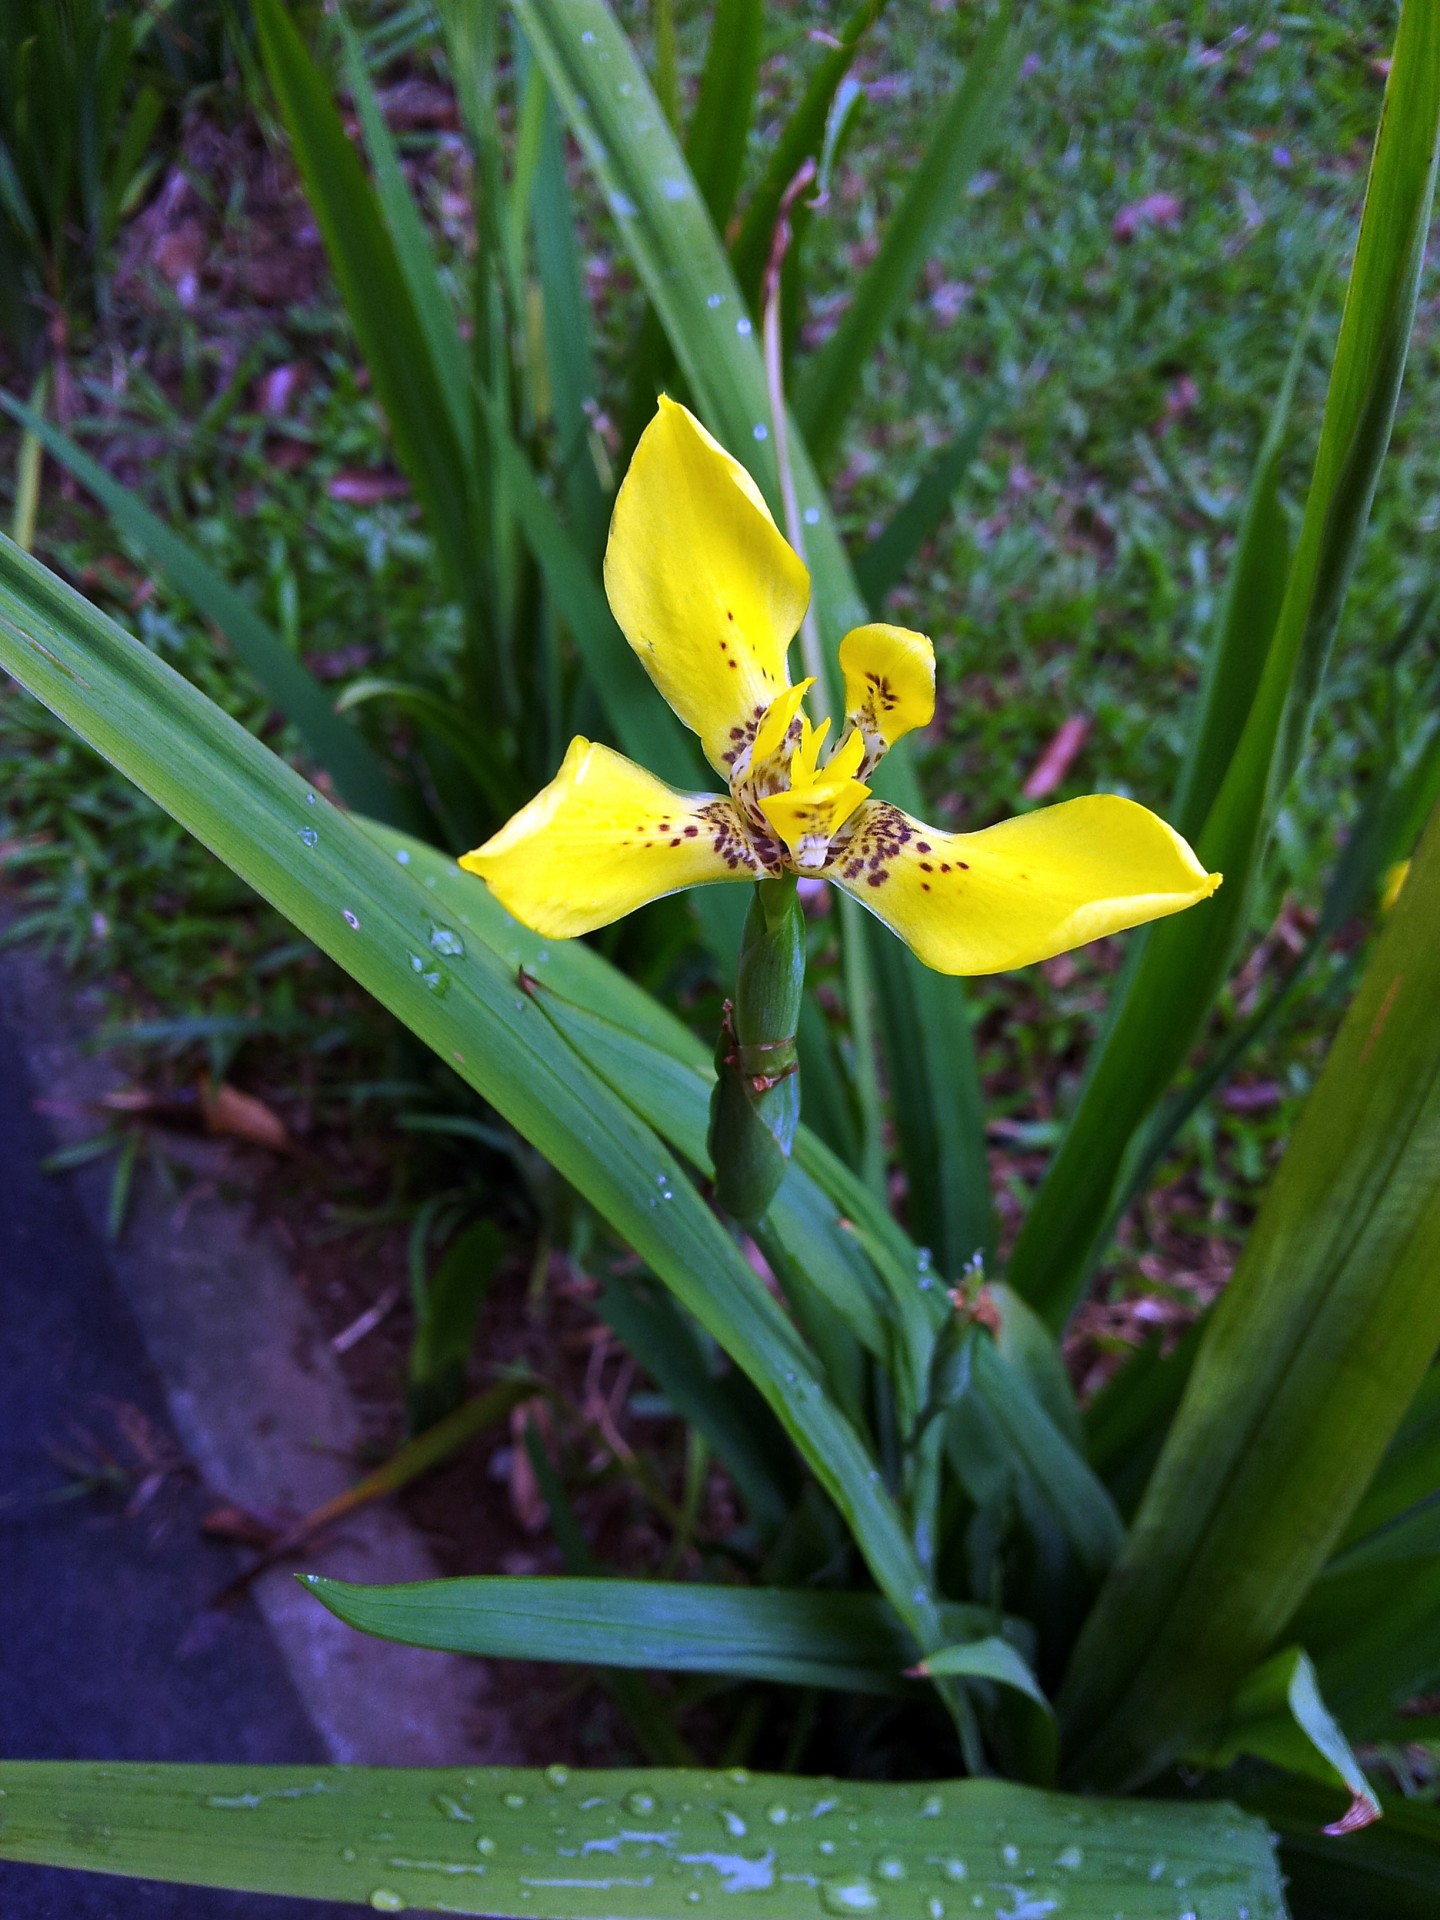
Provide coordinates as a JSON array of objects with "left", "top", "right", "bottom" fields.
[{"left": 1, "top": 0, "right": 1434, "bottom": 1344}]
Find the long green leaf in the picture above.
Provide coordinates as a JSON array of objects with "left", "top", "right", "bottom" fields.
[
  {"left": 1060, "top": 797, "right": 1440, "bottom": 1790},
  {"left": 1187, "top": 1647, "right": 1379, "bottom": 1831},
  {"left": 0, "top": 1762, "right": 1287, "bottom": 1917},
  {"left": 0, "top": 395, "right": 405, "bottom": 826},
  {"left": 253, "top": 0, "right": 476, "bottom": 609},
  {"left": 684, "top": 0, "right": 762, "bottom": 232},
  {"left": 1010, "top": 0, "right": 1440, "bottom": 1328},
  {"left": 595, "top": 1272, "right": 800, "bottom": 1535},
  {"left": 1257, "top": 1779, "right": 1440, "bottom": 1920},
  {"left": 333, "top": 2, "right": 476, "bottom": 469},
  {"left": 854, "top": 404, "right": 994, "bottom": 612},
  {"left": 512, "top": 0, "right": 991, "bottom": 1243},
  {"left": 729, "top": 0, "right": 888, "bottom": 309},
  {"left": 305, "top": 1575, "right": 924, "bottom": 1692},
  {"left": 870, "top": 920, "right": 993, "bottom": 1274},
  {"left": 793, "top": 7, "right": 1019, "bottom": 470},
  {"left": 0, "top": 529, "right": 946, "bottom": 1675},
  {"left": 510, "top": 0, "right": 868, "bottom": 675}
]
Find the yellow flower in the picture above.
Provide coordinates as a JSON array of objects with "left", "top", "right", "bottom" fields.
[{"left": 461, "top": 397, "right": 1221, "bottom": 974}]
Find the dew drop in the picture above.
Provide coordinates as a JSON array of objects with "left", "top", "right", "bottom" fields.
[
  {"left": 736, "top": 317, "right": 753, "bottom": 336},
  {"left": 874, "top": 1856, "right": 906, "bottom": 1881},
  {"left": 298, "top": 826, "right": 318, "bottom": 847},
  {"left": 545, "top": 1764, "right": 571, "bottom": 1788},
  {"left": 624, "top": 1789, "right": 657, "bottom": 1816},
  {"left": 503, "top": 1792, "right": 526, "bottom": 1810},
  {"left": 717, "top": 1806, "right": 748, "bottom": 1839},
  {"left": 753, "top": 423, "right": 768, "bottom": 441},
  {"left": 395, "top": 848, "right": 411, "bottom": 865},
  {"left": 611, "top": 191, "right": 637, "bottom": 218},
  {"left": 766, "top": 1802, "right": 789, "bottom": 1826},
  {"left": 803, "top": 506, "right": 821, "bottom": 525},
  {"left": 819, "top": 1875, "right": 880, "bottom": 1915},
  {"left": 725, "top": 1768, "right": 750, "bottom": 1785},
  {"left": 706, "top": 293, "right": 723, "bottom": 309},
  {"left": 581, "top": 27, "right": 595, "bottom": 41},
  {"left": 685, "top": 1893, "right": 702, "bottom": 1906},
  {"left": 662, "top": 179, "right": 687, "bottom": 201},
  {"left": 341, "top": 1847, "right": 358, "bottom": 1862},
  {"left": 920, "top": 1794, "right": 943, "bottom": 1818},
  {"left": 476, "top": 1836, "right": 497, "bottom": 1856},
  {"left": 1054, "top": 1844, "right": 1083, "bottom": 1870},
  {"left": 927, "top": 1901, "right": 945, "bottom": 1920},
  {"left": 434, "top": 1793, "right": 472, "bottom": 1822},
  {"left": 429, "top": 926, "right": 465, "bottom": 957},
  {"left": 343, "top": 909, "right": 360, "bottom": 930},
  {"left": 306, "top": 791, "right": 317, "bottom": 805},
  {"left": 819, "top": 1840, "right": 836, "bottom": 1856},
  {"left": 999, "top": 1842, "right": 1021, "bottom": 1868},
  {"left": 369, "top": 1893, "right": 405, "bottom": 1912},
  {"left": 939, "top": 1858, "right": 968, "bottom": 1883},
  {"left": 1147, "top": 1858, "right": 1165, "bottom": 1882}
]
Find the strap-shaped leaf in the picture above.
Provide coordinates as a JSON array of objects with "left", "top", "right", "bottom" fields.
[
  {"left": 252, "top": 0, "right": 476, "bottom": 610},
  {"left": 1060, "top": 797, "right": 1440, "bottom": 1790},
  {"left": 0, "top": 528, "right": 946, "bottom": 1675},
  {"left": 853, "top": 404, "right": 994, "bottom": 613},
  {"left": 305, "top": 1575, "right": 927, "bottom": 1691},
  {"left": 1187, "top": 1647, "right": 1379, "bottom": 1833},
  {"left": 1010, "top": 0, "right": 1440, "bottom": 1327},
  {"left": 793, "top": 6, "right": 1019, "bottom": 469},
  {"left": 0, "top": 1761, "right": 1287, "bottom": 1917}
]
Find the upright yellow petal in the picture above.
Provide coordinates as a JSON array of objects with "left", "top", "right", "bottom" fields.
[
  {"left": 460, "top": 738, "right": 763, "bottom": 938},
  {"left": 759, "top": 732, "right": 871, "bottom": 874},
  {"left": 829, "top": 794, "right": 1220, "bottom": 974},
  {"left": 604, "top": 396, "right": 811, "bottom": 777},
  {"left": 837, "top": 623, "right": 936, "bottom": 775}
]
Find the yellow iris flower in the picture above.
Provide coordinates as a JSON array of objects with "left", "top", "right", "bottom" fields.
[{"left": 461, "top": 397, "right": 1220, "bottom": 973}]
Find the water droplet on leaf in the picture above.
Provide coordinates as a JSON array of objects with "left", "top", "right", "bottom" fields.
[
  {"left": 820, "top": 1875, "right": 880, "bottom": 1914},
  {"left": 369, "top": 1893, "right": 405, "bottom": 1912},
  {"left": 297, "top": 826, "right": 318, "bottom": 847},
  {"left": 624, "top": 1789, "right": 657, "bottom": 1815}
]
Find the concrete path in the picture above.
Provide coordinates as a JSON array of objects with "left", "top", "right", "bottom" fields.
[{"left": 0, "top": 934, "right": 509, "bottom": 1915}]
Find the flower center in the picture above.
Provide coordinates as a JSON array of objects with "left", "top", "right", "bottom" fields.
[{"left": 731, "top": 683, "right": 871, "bottom": 875}]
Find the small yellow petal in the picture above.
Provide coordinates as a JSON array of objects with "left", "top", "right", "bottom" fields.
[
  {"left": 829, "top": 794, "right": 1221, "bottom": 974},
  {"left": 837, "top": 623, "right": 936, "bottom": 774},
  {"left": 760, "top": 763, "right": 872, "bottom": 874},
  {"left": 792, "top": 712, "right": 831, "bottom": 784},
  {"left": 603, "top": 396, "right": 810, "bottom": 778},
  {"left": 751, "top": 677, "right": 815, "bottom": 770},
  {"left": 459, "top": 738, "right": 761, "bottom": 938}
]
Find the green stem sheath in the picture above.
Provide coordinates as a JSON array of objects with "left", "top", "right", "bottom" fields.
[{"left": 709, "top": 876, "right": 805, "bottom": 1222}]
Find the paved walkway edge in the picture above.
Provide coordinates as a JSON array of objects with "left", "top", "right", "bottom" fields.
[{"left": 1, "top": 917, "right": 503, "bottom": 1767}]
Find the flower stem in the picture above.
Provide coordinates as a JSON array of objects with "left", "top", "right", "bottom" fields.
[{"left": 708, "top": 874, "right": 804, "bottom": 1222}]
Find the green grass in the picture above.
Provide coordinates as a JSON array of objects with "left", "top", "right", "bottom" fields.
[{"left": 2, "top": 0, "right": 1435, "bottom": 1316}]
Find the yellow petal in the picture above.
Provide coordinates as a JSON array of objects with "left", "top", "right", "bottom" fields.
[
  {"left": 751, "top": 677, "right": 815, "bottom": 770},
  {"left": 459, "top": 738, "right": 762, "bottom": 938},
  {"left": 837, "top": 623, "right": 936, "bottom": 774},
  {"left": 829, "top": 794, "right": 1221, "bottom": 974},
  {"left": 603, "top": 395, "right": 810, "bottom": 777}
]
